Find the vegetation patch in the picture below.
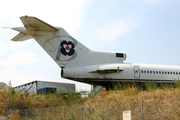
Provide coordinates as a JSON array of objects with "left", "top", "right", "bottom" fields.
[{"left": 0, "top": 81, "right": 180, "bottom": 119}]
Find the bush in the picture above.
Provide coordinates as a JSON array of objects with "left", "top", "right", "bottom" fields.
[{"left": 10, "top": 113, "right": 22, "bottom": 120}]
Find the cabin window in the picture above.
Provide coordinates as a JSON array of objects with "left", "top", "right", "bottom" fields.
[
  {"left": 159, "top": 71, "right": 161, "bottom": 74},
  {"left": 153, "top": 71, "right": 155, "bottom": 74},
  {"left": 147, "top": 71, "right": 149, "bottom": 74},
  {"left": 162, "top": 71, "right": 164, "bottom": 74},
  {"left": 156, "top": 71, "right": 158, "bottom": 74},
  {"left": 168, "top": 72, "right": 170, "bottom": 74},
  {"left": 171, "top": 72, "right": 172, "bottom": 75},
  {"left": 176, "top": 72, "right": 178, "bottom": 75},
  {"left": 173, "top": 72, "right": 175, "bottom": 75},
  {"left": 179, "top": 72, "right": 180, "bottom": 75},
  {"left": 165, "top": 71, "right": 167, "bottom": 74},
  {"left": 150, "top": 71, "right": 152, "bottom": 74},
  {"left": 144, "top": 70, "right": 146, "bottom": 73},
  {"left": 141, "top": 70, "right": 143, "bottom": 73},
  {"left": 135, "top": 70, "right": 138, "bottom": 73}
]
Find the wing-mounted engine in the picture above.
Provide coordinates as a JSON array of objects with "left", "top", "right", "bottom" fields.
[{"left": 89, "top": 64, "right": 124, "bottom": 73}]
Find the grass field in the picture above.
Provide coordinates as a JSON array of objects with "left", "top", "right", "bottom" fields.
[{"left": 1, "top": 81, "right": 180, "bottom": 119}]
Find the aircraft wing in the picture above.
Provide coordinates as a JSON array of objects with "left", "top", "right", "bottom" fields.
[
  {"left": 89, "top": 65, "right": 123, "bottom": 73},
  {"left": 90, "top": 69, "right": 123, "bottom": 73}
]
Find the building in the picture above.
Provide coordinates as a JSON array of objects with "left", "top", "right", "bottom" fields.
[
  {"left": 0, "top": 82, "right": 9, "bottom": 89},
  {"left": 13, "top": 80, "right": 75, "bottom": 95}
]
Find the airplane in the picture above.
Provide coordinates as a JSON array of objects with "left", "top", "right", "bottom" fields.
[{"left": 10, "top": 16, "right": 180, "bottom": 90}]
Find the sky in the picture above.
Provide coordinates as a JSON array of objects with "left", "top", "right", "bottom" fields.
[{"left": 1, "top": 0, "right": 180, "bottom": 91}]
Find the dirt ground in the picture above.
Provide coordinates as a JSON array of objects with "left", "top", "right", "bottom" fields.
[{"left": 0, "top": 116, "right": 6, "bottom": 120}]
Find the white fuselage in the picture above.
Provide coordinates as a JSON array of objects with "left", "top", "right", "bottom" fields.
[{"left": 63, "top": 63, "right": 180, "bottom": 84}]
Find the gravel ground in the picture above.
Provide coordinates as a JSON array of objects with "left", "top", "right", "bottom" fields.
[{"left": 0, "top": 116, "right": 6, "bottom": 120}]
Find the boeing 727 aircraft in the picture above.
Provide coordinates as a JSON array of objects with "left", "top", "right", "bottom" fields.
[{"left": 10, "top": 16, "right": 180, "bottom": 89}]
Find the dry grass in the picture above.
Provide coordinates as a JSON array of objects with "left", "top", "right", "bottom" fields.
[
  {"left": 9, "top": 113, "right": 22, "bottom": 120},
  {"left": 1, "top": 82, "right": 180, "bottom": 119},
  {"left": 83, "top": 86, "right": 180, "bottom": 119},
  {"left": 85, "top": 86, "right": 180, "bottom": 104},
  {"left": 0, "top": 89, "right": 9, "bottom": 116}
]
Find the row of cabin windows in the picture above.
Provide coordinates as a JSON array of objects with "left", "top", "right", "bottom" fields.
[{"left": 140, "top": 70, "right": 180, "bottom": 75}]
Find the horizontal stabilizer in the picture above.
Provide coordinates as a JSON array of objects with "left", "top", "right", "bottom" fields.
[
  {"left": 11, "top": 32, "right": 32, "bottom": 41},
  {"left": 90, "top": 69, "right": 123, "bottom": 73},
  {"left": 20, "top": 16, "right": 59, "bottom": 31}
]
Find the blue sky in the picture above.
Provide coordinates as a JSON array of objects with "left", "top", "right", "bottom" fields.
[{"left": 0, "top": 0, "right": 180, "bottom": 91}]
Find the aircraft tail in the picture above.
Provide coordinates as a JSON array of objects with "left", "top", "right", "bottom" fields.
[{"left": 11, "top": 16, "right": 126, "bottom": 68}]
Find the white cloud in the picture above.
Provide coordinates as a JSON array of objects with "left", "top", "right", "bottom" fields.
[
  {"left": 0, "top": 51, "right": 39, "bottom": 65},
  {"left": 10, "top": 42, "right": 26, "bottom": 51},
  {"left": 98, "top": 19, "right": 139, "bottom": 41},
  {"left": 52, "top": 64, "right": 60, "bottom": 71},
  {"left": 0, "top": 40, "right": 27, "bottom": 57},
  {"left": 0, "top": 67, "right": 40, "bottom": 87},
  {"left": 0, "top": 51, "right": 39, "bottom": 86},
  {"left": 0, "top": 43, "right": 5, "bottom": 56},
  {"left": 0, "top": 0, "right": 94, "bottom": 34}
]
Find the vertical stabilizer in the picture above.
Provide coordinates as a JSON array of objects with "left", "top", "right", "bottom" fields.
[
  {"left": 12, "top": 16, "right": 91, "bottom": 68},
  {"left": 11, "top": 16, "right": 126, "bottom": 69}
]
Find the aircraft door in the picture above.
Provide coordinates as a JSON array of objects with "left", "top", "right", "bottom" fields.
[{"left": 133, "top": 67, "right": 140, "bottom": 79}]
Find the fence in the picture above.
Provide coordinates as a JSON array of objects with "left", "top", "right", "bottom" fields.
[{"left": 10, "top": 99, "right": 180, "bottom": 120}]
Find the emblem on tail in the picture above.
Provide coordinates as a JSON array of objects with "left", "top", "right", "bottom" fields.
[
  {"left": 60, "top": 41, "right": 75, "bottom": 56},
  {"left": 55, "top": 36, "right": 77, "bottom": 62}
]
